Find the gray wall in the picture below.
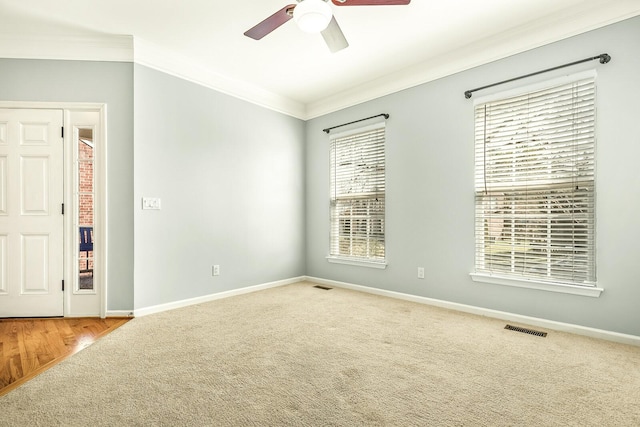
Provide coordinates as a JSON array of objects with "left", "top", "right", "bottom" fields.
[
  {"left": 0, "top": 59, "right": 306, "bottom": 313},
  {"left": 3, "top": 16, "right": 638, "bottom": 336},
  {"left": 305, "top": 16, "right": 640, "bottom": 336},
  {"left": 132, "top": 65, "right": 306, "bottom": 309},
  {"left": 0, "top": 59, "right": 135, "bottom": 311}
]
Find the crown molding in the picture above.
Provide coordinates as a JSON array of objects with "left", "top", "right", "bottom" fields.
[
  {"left": 305, "top": 5, "right": 640, "bottom": 119},
  {"left": 1, "top": 0, "right": 638, "bottom": 122},
  {"left": 0, "top": 32, "right": 306, "bottom": 119},
  {"left": 0, "top": 33, "right": 133, "bottom": 62},
  {"left": 131, "top": 38, "right": 307, "bottom": 119}
]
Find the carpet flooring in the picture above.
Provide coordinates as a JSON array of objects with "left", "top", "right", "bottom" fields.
[{"left": 2, "top": 282, "right": 639, "bottom": 426}]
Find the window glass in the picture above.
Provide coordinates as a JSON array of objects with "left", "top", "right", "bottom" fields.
[
  {"left": 474, "top": 78, "right": 596, "bottom": 286},
  {"left": 329, "top": 123, "right": 386, "bottom": 263}
]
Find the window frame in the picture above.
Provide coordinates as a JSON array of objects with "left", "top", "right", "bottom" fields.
[
  {"left": 469, "top": 71, "right": 603, "bottom": 297},
  {"left": 327, "top": 121, "right": 387, "bottom": 269}
]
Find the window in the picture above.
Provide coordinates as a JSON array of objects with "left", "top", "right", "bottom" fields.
[
  {"left": 77, "top": 129, "right": 95, "bottom": 291},
  {"left": 472, "top": 76, "right": 597, "bottom": 293},
  {"left": 329, "top": 122, "right": 386, "bottom": 267}
]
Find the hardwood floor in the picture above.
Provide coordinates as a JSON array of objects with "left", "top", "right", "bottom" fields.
[{"left": 0, "top": 317, "right": 130, "bottom": 397}]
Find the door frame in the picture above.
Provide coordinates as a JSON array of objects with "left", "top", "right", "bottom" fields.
[{"left": 0, "top": 101, "right": 107, "bottom": 318}]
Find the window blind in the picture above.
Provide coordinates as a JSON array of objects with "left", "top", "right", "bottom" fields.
[
  {"left": 330, "top": 123, "right": 385, "bottom": 262},
  {"left": 474, "top": 77, "right": 596, "bottom": 286}
]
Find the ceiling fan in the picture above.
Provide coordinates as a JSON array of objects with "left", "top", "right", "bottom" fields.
[{"left": 244, "top": 0, "right": 411, "bottom": 53}]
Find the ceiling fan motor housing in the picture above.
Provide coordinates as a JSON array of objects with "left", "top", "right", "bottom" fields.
[{"left": 294, "top": 0, "right": 333, "bottom": 33}]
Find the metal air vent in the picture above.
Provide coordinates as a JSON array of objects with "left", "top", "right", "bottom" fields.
[{"left": 504, "top": 324, "right": 547, "bottom": 337}]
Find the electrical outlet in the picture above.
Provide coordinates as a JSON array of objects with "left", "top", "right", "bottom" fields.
[
  {"left": 142, "top": 197, "right": 161, "bottom": 210},
  {"left": 417, "top": 267, "right": 425, "bottom": 279},
  {"left": 212, "top": 265, "right": 220, "bottom": 276}
]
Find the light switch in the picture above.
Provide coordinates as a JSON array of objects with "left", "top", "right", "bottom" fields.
[{"left": 142, "top": 197, "right": 161, "bottom": 210}]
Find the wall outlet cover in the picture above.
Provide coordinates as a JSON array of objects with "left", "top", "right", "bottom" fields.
[{"left": 142, "top": 197, "right": 161, "bottom": 210}]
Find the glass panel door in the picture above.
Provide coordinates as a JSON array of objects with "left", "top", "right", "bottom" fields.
[{"left": 78, "top": 129, "right": 94, "bottom": 291}]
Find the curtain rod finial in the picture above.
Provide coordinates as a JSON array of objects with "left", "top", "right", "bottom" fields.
[
  {"left": 464, "top": 91, "right": 472, "bottom": 99},
  {"left": 600, "top": 53, "right": 611, "bottom": 64}
]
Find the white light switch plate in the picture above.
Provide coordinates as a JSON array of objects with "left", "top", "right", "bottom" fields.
[{"left": 142, "top": 197, "right": 161, "bottom": 210}]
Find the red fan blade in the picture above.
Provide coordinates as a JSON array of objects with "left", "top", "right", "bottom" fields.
[
  {"left": 244, "top": 4, "right": 296, "bottom": 40},
  {"left": 331, "top": 0, "right": 410, "bottom": 5},
  {"left": 321, "top": 16, "right": 349, "bottom": 53}
]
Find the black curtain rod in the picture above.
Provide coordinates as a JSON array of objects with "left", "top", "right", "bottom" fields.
[
  {"left": 464, "top": 53, "right": 611, "bottom": 99},
  {"left": 323, "top": 113, "right": 389, "bottom": 134}
]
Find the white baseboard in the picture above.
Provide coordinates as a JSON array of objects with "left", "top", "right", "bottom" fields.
[
  {"left": 304, "top": 276, "right": 640, "bottom": 347},
  {"left": 133, "top": 276, "right": 304, "bottom": 318},
  {"left": 105, "top": 310, "right": 135, "bottom": 318}
]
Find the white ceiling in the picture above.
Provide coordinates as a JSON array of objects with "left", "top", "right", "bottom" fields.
[{"left": 1, "top": 0, "right": 639, "bottom": 119}]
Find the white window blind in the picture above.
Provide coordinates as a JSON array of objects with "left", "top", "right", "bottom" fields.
[
  {"left": 330, "top": 123, "right": 385, "bottom": 263},
  {"left": 474, "top": 77, "right": 596, "bottom": 287}
]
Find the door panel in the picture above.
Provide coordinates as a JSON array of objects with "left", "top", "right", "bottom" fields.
[
  {"left": 0, "top": 234, "right": 6, "bottom": 294},
  {"left": 0, "top": 156, "right": 6, "bottom": 213},
  {"left": 0, "top": 108, "right": 63, "bottom": 317},
  {"left": 21, "top": 156, "right": 50, "bottom": 214},
  {"left": 22, "top": 122, "right": 51, "bottom": 145},
  {"left": 22, "top": 234, "right": 50, "bottom": 293}
]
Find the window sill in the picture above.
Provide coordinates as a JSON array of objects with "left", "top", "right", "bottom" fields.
[
  {"left": 327, "top": 256, "right": 387, "bottom": 269},
  {"left": 470, "top": 273, "right": 603, "bottom": 298}
]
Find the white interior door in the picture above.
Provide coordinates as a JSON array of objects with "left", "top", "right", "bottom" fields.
[{"left": 0, "top": 108, "right": 64, "bottom": 317}]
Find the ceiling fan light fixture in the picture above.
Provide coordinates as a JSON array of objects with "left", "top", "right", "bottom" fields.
[{"left": 293, "top": 0, "right": 333, "bottom": 33}]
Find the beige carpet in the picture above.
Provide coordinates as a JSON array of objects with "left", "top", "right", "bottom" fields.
[{"left": 2, "top": 281, "right": 639, "bottom": 426}]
